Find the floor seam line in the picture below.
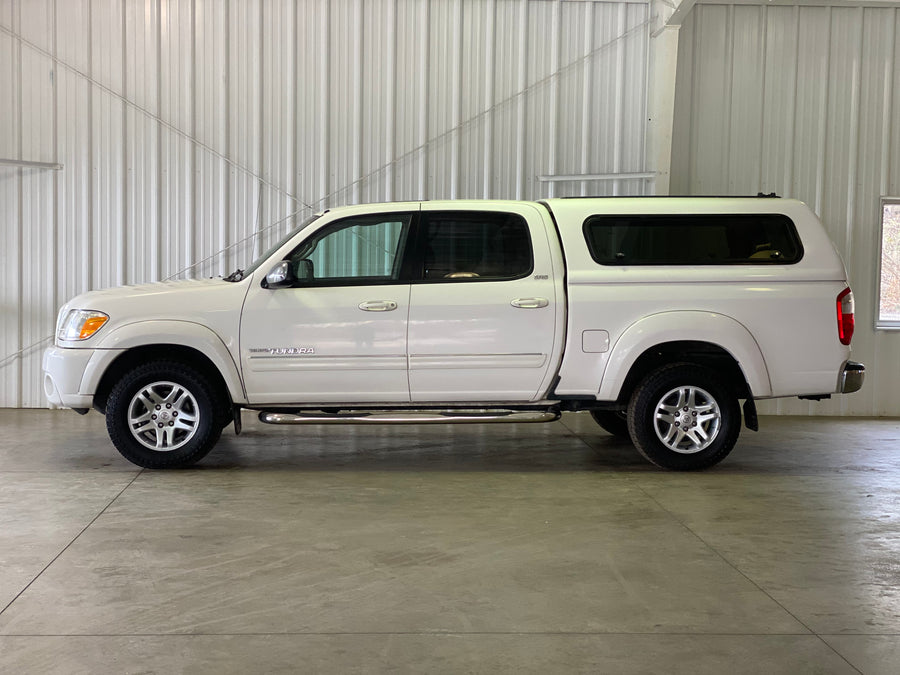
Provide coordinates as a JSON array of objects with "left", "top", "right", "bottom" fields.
[
  {"left": 635, "top": 486, "right": 864, "bottom": 673},
  {"left": 0, "top": 470, "right": 144, "bottom": 619},
  {"left": 0, "top": 631, "right": 850, "bottom": 637},
  {"left": 635, "top": 487, "right": 811, "bottom": 626}
]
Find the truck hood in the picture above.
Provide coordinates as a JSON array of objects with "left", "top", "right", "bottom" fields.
[
  {"left": 65, "top": 278, "right": 234, "bottom": 306},
  {"left": 57, "top": 278, "right": 251, "bottom": 347}
]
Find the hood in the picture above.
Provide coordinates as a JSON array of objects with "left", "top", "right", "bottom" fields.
[
  {"left": 57, "top": 277, "right": 251, "bottom": 347},
  {"left": 65, "top": 278, "right": 232, "bottom": 308}
]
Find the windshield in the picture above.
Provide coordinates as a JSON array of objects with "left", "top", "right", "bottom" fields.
[{"left": 237, "top": 214, "right": 323, "bottom": 280}]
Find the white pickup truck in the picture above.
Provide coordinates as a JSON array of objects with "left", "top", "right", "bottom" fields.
[{"left": 43, "top": 197, "right": 864, "bottom": 470}]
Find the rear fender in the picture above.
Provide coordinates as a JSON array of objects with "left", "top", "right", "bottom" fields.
[{"left": 598, "top": 312, "right": 772, "bottom": 400}]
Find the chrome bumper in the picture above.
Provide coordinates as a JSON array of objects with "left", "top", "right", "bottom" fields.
[{"left": 839, "top": 360, "right": 865, "bottom": 394}]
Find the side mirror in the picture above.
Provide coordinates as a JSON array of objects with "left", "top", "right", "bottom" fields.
[{"left": 264, "top": 261, "right": 295, "bottom": 288}]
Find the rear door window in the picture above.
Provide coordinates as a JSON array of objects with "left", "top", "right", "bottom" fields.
[{"left": 415, "top": 211, "right": 533, "bottom": 281}]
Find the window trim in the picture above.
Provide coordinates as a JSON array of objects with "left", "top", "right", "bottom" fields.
[
  {"left": 876, "top": 196, "right": 900, "bottom": 330},
  {"left": 581, "top": 213, "right": 804, "bottom": 267}
]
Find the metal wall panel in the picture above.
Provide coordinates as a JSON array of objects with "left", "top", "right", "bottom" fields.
[
  {"left": 672, "top": 2, "right": 900, "bottom": 416},
  {"left": 0, "top": 0, "right": 651, "bottom": 408},
  {"left": 1, "top": 1, "right": 22, "bottom": 407}
]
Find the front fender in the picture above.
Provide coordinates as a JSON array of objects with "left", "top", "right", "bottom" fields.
[
  {"left": 83, "top": 320, "right": 246, "bottom": 403},
  {"left": 597, "top": 311, "right": 772, "bottom": 400}
]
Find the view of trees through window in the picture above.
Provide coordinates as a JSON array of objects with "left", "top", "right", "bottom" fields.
[{"left": 880, "top": 201, "right": 900, "bottom": 324}]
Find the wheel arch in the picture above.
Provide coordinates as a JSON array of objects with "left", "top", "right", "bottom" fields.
[
  {"left": 598, "top": 312, "right": 772, "bottom": 406},
  {"left": 88, "top": 322, "right": 244, "bottom": 414}
]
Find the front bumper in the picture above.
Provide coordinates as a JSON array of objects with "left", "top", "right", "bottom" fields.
[
  {"left": 839, "top": 360, "right": 865, "bottom": 394},
  {"left": 42, "top": 346, "right": 96, "bottom": 409}
]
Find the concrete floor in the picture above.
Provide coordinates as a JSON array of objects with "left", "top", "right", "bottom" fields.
[{"left": 0, "top": 411, "right": 899, "bottom": 673}]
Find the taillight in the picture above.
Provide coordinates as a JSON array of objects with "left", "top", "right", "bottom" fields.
[{"left": 836, "top": 287, "right": 854, "bottom": 346}]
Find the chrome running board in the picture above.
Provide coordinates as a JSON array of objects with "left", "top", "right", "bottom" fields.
[{"left": 258, "top": 409, "right": 560, "bottom": 425}]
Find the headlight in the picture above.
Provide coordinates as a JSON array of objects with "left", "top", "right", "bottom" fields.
[{"left": 57, "top": 310, "right": 109, "bottom": 341}]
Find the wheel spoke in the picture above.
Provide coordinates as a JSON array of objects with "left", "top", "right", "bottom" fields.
[
  {"left": 176, "top": 410, "right": 197, "bottom": 423},
  {"left": 136, "top": 390, "right": 158, "bottom": 412},
  {"left": 684, "top": 388, "right": 696, "bottom": 409},
  {"left": 173, "top": 418, "right": 195, "bottom": 432},
  {"left": 131, "top": 419, "right": 155, "bottom": 435},
  {"left": 662, "top": 424, "right": 680, "bottom": 445},
  {"left": 173, "top": 398, "right": 195, "bottom": 416},
  {"left": 164, "top": 386, "right": 186, "bottom": 406},
  {"left": 655, "top": 410, "right": 677, "bottom": 424},
  {"left": 696, "top": 411, "right": 718, "bottom": 426},
  {"left": 131, "top": 411, "right": 153, "bottom": 425},
  {"left": 683, "top": 428, "right": 703, "bottom": 450}
]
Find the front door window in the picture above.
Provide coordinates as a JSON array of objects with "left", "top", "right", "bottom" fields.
[{"left": 288, "top": 214, "right": 411, "bottom": 285}]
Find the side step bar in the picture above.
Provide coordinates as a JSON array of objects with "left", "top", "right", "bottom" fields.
[{"left": 258, "top": 409, "right": 561, "bottom": 425}]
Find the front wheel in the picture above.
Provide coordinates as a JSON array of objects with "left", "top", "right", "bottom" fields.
[
  {"left": 105, "top": 360, "right": 223, "bottom": 468},
  {"left": 628, "top": 363, "right": 741, "bottom": 470}
]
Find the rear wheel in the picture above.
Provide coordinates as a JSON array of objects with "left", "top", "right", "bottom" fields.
[
  {"left": 628, "top": 363, "right": 740, "bottom": 470},
  {"left": 105, "top": 360, "right": 222, "bottom": 468},
  {"left": 590, "top": 410, "right": 629, "bottom": 439}
]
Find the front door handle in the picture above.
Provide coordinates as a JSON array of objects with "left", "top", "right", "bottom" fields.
[
  {"left": 510, "top": 297, "right": 549, "bottom": 309},
  {"left": 359, "top": 300, "right": 398, "bottom": 312}
]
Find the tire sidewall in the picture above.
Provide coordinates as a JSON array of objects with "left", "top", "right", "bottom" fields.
[
  {"left": 628, "top": 363, "right": 740, "bottom": 471},
  {"left": 106, "top": 361, "right": 221, "bottom": 469}
]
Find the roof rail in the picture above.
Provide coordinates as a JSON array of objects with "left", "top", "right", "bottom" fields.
[{"left": 557, "top": 193, "right": 782, "bottom": 199}]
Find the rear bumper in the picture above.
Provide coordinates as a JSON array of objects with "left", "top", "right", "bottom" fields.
[{"left": 839, "top": 360, "right": 865, "bottom": 394}]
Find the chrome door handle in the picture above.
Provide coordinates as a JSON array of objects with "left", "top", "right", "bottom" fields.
[
  {"left": 358, "top": 300, "right": 398, "bottom": 312},
  {"left": 510, "top": 297, "right": 549, "bottom": 309}
]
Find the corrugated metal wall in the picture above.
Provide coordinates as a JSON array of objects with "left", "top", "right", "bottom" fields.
[
  {"left": 0, "top": 0, "right": 651, "bottom": 408},
  {"left": 672, "top": 2, "right": 900, "bottom": 416}
]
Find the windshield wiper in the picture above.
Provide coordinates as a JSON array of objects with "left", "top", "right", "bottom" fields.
[{"left": 223, "top": 268, "right": 245, "bottom": 282}]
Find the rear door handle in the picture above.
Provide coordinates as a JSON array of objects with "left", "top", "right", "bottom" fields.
[
  {"left": 359, "top": 300, "right": 398, "bottom": 312},
  {"left": 510, "top": 297, "right": 549, "bottom": 309}
]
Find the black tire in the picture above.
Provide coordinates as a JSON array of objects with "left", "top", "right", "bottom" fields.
[
  {"left": 105, "top": 360, "right": 223, "bottom": 468},
  {"left": 627, "top": 363, "right": 740, "bottom": 471},
  {"left": 219, "top": 406, "right": 235, "bottom": 430},
  {"left": 590, "top": 410, "right": 630, "bottom": 439}
]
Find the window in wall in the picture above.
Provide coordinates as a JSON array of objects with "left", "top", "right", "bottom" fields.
[
  {"left": 583, "top": 214, "right": 802, "bottom": 266},
  {"left": 877, "top": 198, "right": 900, "bottom": 328}
]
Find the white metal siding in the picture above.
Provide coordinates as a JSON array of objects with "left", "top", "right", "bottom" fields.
[
  {"left": 672, "top": 2, "right": 900, "bottom": 416},
  {"left": 0, "top": 0, "right": 650, "bottom": 408}
]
